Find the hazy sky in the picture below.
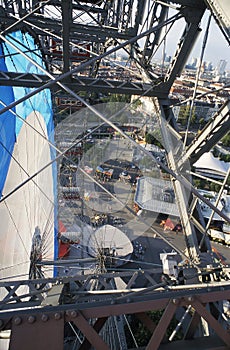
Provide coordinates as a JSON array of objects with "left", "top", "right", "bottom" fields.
[
  {"left": 189, "top": 15, "right": 229, "bottom": 68},
  {"left": 164, "top": 10, "right": 229, "bottom": 70}
]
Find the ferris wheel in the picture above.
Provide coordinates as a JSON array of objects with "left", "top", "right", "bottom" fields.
[{"left": 0, "top": 1, "right": 229, "bottom": 349}]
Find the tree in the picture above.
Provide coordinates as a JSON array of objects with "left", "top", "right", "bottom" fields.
[
  {"left": 102, "top": 93, "right": 131, "bottom": 103},
  {"left": 210, "top": 182, "right": 221, "bottom": 192},
  {"left": 190, "top": 110, "right": 197, "bottom": 125},
  {"left": 145, "top": 132, "right": 155, "bottom": 144},
  {"left": 178, "top": 105, "right": 196, "bottom": 126},
  {"left": 221, "top": 132, "right": 230, "bottom": 147},
  {"left": 212, "top": 147, "right": 219, "bottom": 157},
  {"left": 220, "top": 154, "right": 230, "bottom": 162},
  {"left": 193, "top": 179, "right": 201, "bottom": 188},
  {"left": 125, "top": 310, "right": 183, "bottom": 348},
  {"left": 199, "top": 117, "right": 205, "bottom": 127},
  {"left": 145, "top": 131, "right": 162, "bottom": 148},
  {"left": 131, "top": 99, "right": 143, "bottom": 110}
]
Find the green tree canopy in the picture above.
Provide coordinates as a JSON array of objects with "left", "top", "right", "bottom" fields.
[{"left": 221, "top": 132, "right": 230, "bottom": 147}]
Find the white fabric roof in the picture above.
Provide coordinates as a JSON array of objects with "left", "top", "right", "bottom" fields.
[
  {"left": 88, "top": 224, "right": 133, "bottom": 258},
  {"left": 193, "top": 152, "right": 229, "bottom": 179}
]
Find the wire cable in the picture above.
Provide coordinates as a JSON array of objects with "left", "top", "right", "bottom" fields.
[{"left": 183, "top": 14, "right": 212, "bottom": 147}]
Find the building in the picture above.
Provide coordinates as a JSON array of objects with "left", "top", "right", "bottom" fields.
[{"left": 215, "top": 59, "right": 228, "bottom": 76}]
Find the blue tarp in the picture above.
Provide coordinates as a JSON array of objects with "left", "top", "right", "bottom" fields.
[
  {"left": 0, "top": 45, "right": 16, "bottom": 197},
  {"left": 96, "top": 165, "right": 105, "bottom": 173}
]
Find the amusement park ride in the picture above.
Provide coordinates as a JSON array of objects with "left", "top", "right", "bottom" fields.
[{"left": 0, "top": 0, "right": 230, "bottom": 349}]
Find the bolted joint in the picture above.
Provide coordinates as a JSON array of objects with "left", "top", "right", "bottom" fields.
[
  {"left": 27, "top": 316, "right": 36, "bottom": 324},
  {"left": 187, "top": 296, "right": 194, "bottom": 303},
  {"left": 70, "top": 310, "right": 78, "bottom": 318},
  {"left": 66, "top": 310, "right": 79, "bottom": 318},
  {"left": 54, "top": 313, "right": 61, "bottom": 320},
  {"left": 14, "top": 317, "right": 22, "bottom": 325},
  {"left": 41, "top": 314, "right": 49, "bottom": 322}
]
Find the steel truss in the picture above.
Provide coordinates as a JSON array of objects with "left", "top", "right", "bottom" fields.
[
  {"left": 180, "top": 100, "right": 230, "bottom": 166},
  {"left": 0, "top": 0, "right": 210, "bottom": 96},
  {"left": 0, "top": 0, "right": 230, "bottom": 349},
  {"left": 0, "top": 71, "right": 168, "bottom": 97},
  {"left": 1, "top": 278, "right": 230, "bottom": 349}
]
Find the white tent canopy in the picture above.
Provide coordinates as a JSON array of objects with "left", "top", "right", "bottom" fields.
[
  {"left": 193, "top": 152, "right": 230, "bottom": 179},
  {"left": 88, "top": 224, "right": 133, "bottom": 264}
]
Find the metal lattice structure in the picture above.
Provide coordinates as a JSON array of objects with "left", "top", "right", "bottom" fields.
[{"left": 0, "top": 0, "right": 230, "bottom": 349}]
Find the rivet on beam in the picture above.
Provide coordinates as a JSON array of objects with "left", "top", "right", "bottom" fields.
[
  {"left": 41, "top": 314, "right": 49, "bottom": 322},
  {"left": 187, "top": 296, "right": 194, "bottom": 303},
  {"left": 172, "top": 298, "right": 179, "bottom": 305},
  {"left": 14, "top": 317, "right": 22, "bottom": 325},
  {"left": 70, "top": 311, "right": 78, "bottom": 318},
  {"left": 54, "top": 313, "right": 61, "bottom": 320},
  {"left": 27, "top": 316, "right": 36, "bottom": 324}
]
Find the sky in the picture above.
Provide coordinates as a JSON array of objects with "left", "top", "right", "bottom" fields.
[
  {"left": 187, "top": 16, "right": 229, "bottom": 69},
  {"left": 165, "top": 10, "right": 230, "bottom": 70}
]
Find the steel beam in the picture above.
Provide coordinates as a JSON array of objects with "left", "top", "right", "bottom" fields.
[
  {"left": 79, "top": 317, "right": 108, "bottom": 350},
  {"left": 0, "top": 13, "right": 133, "bottom": 41},
  {"left": 141, "top": 2, "right": 168, "bottom": 65},
  {"left": 191, "top": 299, "right": 230, "bottom": 346},
  {"left": 179, "top": 99, "right": 230, "bottom": 166},
  {"left": 0, "top": 71, "right": 168, "bottom": 97},
  {"left": 61, "top": 0, "right": 72, "bottom": 74},
  {"left": 160, "top": 1, "right": 206, "bottom": 92},
  {"left": 204, "top": 0, "right": 230, "bottom": 44},
  {"left": 70, "top": 312, "right": 110, "bottom": 350},
  {"left": 10, "top": 311, "right": 64, "bottom": 350},
  {"left": 146, "top": 301, "right": 178, "bottom": 350},
  {"left": 155, "top": 98, "right": 202, "bottom": 262},
  {"left": 0, "top": 269, "right": 163, "bottom": 310},
  {"left": 1, "top": 286, "right": 229, "bottom": 349},
  {"left": 119, "top": 0, "right": 134, "bottom": 31}
]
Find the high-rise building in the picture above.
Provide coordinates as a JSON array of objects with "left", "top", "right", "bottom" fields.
[
  {"left": 215, "top": 59, "right": 227, "bottom": 76},
  {"left": 191, "top": 57, "right": 197, "bottom": 68},
  {"left": 205, "top": 61, "right": 213, "bottom": 71}
]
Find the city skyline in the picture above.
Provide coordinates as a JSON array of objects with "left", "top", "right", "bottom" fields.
[{"left": 165, "top": 11, "right": 229, "bottom": 70}]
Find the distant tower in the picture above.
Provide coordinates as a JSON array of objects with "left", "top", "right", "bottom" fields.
[
  {"left": 196, "top": 58, "right": 201, "bottom": 69},
  {"left": 191, "top": 57, "right": 197, "bottom": 68},
  {"left": 206, "top": 61, "right": 213, "bottom": 71},
  {"left": 215, "top": 59, "right": 227, "bottom": 76}
]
